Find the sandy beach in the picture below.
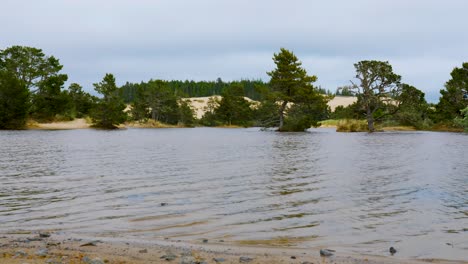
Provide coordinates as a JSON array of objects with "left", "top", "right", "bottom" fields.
[
  {"left": 1, "top": 233, "right": 464, "bottom": 264},
  {"left": 27, "top": 119, "right": 92, "bottom": 130}
]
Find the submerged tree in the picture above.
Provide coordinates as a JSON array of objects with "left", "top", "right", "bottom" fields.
[
  {"left": 91, "top": 74, "right": 127, "bottom": 129},
  {"left": 0, "top": 70, "right": 30, "bottom": 129},
  {"left": 267, "top": 48, "right": 329, "bottom": 131},
  {"left": 350, "top": 60, "right": 402, "bottom": 132}
]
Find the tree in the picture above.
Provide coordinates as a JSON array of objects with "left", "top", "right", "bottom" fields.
[
  {"left": 350, "top": 60, "right": 402, "bottom": 132},
  {"left": 30, "top": 74, "right": 72, "bottom": 121},
  {"left": 267, "top": 48, "right": 328, "bottom": 131},
  {"left": 395, "top": 84, "right": 431, "bottom": 129},
  {"left": 0, "top": 45, "right": 66, "bottom": 92},
  {"left": 213, "top": 84, "right": 253, "bottom": 126},
  {"left": 436, "top": 62, "right": 468, "bottom": 121},
  {"left": 178, "top": 99, "right": 195, "bottom": 127},
  {"left": 0, "top": 70, "right": 30, "bottom": 129},
  {"left": 68, "top": 83, "right": 96, "bottom": 118},
  {"left": 91, "top": 74, "right": 127, "bottom": 129},
  {"left": 454, "top": 106, "right": 468, "bottom": 132}
]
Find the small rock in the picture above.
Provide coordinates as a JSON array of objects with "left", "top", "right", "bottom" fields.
[
  {"left": 39, "top": 232, "right": 51, "bottom": 238},
  {"left": 291, "top": 256, "right": 297, "bottom": 259},
  {"left": 161, "top": 202, "right": 168, "bottom": 206},
  {"left": 319, "top": 249, "right": 334, "bottom": 257},
  {"left": 202, "top": 239, "right": 208, "bottom": 243},
  {"left": 15, "top": 250, "right": 27, "bottom": 257},
  {"left": 27, "top": 237, "right": 43, "bottom": 242},
  {"left": 301, "top": 262, "right": 314, "bottom": 264},
  {"left": 219, "top": 239, "right": 224, "bottom": 242},
  {"left": 239, "top": 256, "right": 254, "bottom": 263},
  {"left": 139, "top": 248, "right": 148, "bottom": 253},
  {"left": 213, "top": 257, "right": 226, "bottom": 263},
  {"left": 35, "top": 248, "right": 49, "bottom": 257},
  {"left": 179, "top": 256, "right": 196, "bottom": 264},
  {"left": 80, "top": 240, "right": 101, "bottom": 247},
  {"left": 160, "top": 252, "right": 177, "bottom": 261},
  {"left": 82, "top": 256, "right": 92, "bottom": 263},
  {"left": 90, "top": 258, "right": 104, "bottom": 264},
  {"left": 389, "top": 247, "right": 397, "bottom": 255}
]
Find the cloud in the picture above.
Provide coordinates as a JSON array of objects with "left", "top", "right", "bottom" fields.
[{"left": 1, "top": 0, "right": 467, "bottom": 101}]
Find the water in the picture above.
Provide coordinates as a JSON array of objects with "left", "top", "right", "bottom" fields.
[{"left": 0, "top": 128, "right": 467, "bottom": 260}]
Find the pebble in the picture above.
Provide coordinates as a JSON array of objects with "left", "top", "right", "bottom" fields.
[
  {"left": 239, "top": 256, "right": 254, "bottom": 263},
  {"left": 35, "top": 248, "right": 49, "bottom": 257},
  {"left": 202, "top": 239, "right": 208, "bottom": 243},
  {"left": 291, "top": 255, "right": 297, "bottom": 259},
  {"left": 389, "top": 247, "right": 397, "bottom": 255},
  {"left": 160, "top": 252, "right": 177, "bottom": 261},
  {"left": 179, "top": 256, "right": 196, "bottom": 264},
  {"left": 15, "top": 250, "right": 28, "bottom": 257},
  {"left": 82, "top": 256, "right": 105, "bottom": 264},
  {"left": 319, "top": 249, "right": 334, "bottom": 257},
  {"left": 213, "top": 257, "right": 226, "bottom": 262},
  {"left": 39, "top": 232, "right": 51, "bottom": 238},
  {"left": 301, "top": 262, "right": 314, "bottom": 264},
  {"left": 139, "top": 248, "right": 148, "bottom": 253},
  {"left": 80, "top": 240, "right": 102, "bottom": 247}
]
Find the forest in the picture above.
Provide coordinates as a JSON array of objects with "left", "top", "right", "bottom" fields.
[{"left": 0, "top": 45, "right": 467, "bottom": 132}]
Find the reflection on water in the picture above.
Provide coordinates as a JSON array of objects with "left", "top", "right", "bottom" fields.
[{"left": 0, "top": 128, "right": 467, "bottom": 260}]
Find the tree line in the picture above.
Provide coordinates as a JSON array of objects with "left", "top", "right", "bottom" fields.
[{"left": 0, "top": 45, "right": 467, "bottom": 132}]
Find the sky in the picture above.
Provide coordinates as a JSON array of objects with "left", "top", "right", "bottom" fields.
[{"left": 2, "top": 0, "right": 467, "bottom": 102}]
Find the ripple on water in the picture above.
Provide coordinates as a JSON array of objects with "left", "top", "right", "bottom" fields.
[{"left": 0, "top": 128, "right": 467, "bottom": 260}]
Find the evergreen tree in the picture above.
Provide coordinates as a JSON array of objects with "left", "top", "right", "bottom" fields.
[
  {"left": 91, "top": 74, "right": 127, "bottom": 129},
  {"left": 267, "top": 48, "right": 329, "bottom": 131},
  {"left": 0, "top": 70, "right": 30, "bottom": 129},
  {"left": 68, "top": 83, "right": 96, "bottom": 118},
  {"left": 436, "top": 62, "right": 468, "bottom": 121}
]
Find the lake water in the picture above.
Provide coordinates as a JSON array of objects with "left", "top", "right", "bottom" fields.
[{"left": 0, "top": 128, "right": 467, "bottom": 260}]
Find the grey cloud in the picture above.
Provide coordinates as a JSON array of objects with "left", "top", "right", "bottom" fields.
[{"left": 2, "top": 0, "right": 467, "bottom": 101}]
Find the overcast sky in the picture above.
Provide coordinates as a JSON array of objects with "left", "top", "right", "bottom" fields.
[{"left": 2, "top": 0, "right": 467, "bottom": 101}]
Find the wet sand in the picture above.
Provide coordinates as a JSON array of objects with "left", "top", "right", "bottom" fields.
[{"left": 0, "top": 234, "right": 464, "bottom": 264}]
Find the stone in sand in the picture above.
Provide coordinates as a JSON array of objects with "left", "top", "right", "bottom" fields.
[
  {"left": 319, "top": 249, "right": 335, "bottom": 257},
  {"left": 239, "top": 256, "right": 254, "bottom": 263},
  {"left": 35, "top": 248, "right": 48, "bottom": 257},
  {"left": 389, "top": 247, "right": 397, "bottom": 255}
]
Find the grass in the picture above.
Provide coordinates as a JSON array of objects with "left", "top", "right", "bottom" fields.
[
  {"left": 125, "top": 119, "right": 185, "bottom": 128},
  {"left": 336, "top": 119, "right": 368, "bottom": 132}
]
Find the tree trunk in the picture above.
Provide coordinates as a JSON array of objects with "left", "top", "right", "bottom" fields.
[
  {"left": 278, "top": 101, "right": 288, "bottom": 131},
  {"left": 366, "top": 107, "right": 375, "bottom": 132}
]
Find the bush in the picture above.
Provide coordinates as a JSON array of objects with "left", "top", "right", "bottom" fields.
[{"left": 336, "top": 119, "right": 368, "bottom": 132}]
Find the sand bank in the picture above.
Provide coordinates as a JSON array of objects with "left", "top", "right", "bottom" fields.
[
  {"left": 0, "top": 234, "right": 464, "bottom": 264},
  {"left": 27, "top": 118, "right": 91, "bottom": 130}
]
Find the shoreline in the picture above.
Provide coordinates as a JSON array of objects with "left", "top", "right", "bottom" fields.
[{"left": 1, "top": 233, "right": 465, "bottom": 264}]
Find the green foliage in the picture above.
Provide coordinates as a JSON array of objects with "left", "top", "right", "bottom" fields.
[
  {"left": 31, "top": 74, "right": 73, "bottom": 121},
  {"left": 178, "top": 99, "right": 196, "bottom": 127},
  {"left": 394, "top": 84, "right": 432, "bottom": 129},
  {"left": 351, "top": 60, "right": 402, "bottom": 132},
  {"left": 454, "top": 107, "right": 468, "bottom": 132},
  {"left": 436, "top": 62, "right": 468, "bottom": 121},
  {"left": 91, "top": 74, "right": 127, "bottom": 129},
  {"left": 0, "top": 70, "right": 30, "bottom": 129},
  {"left": 130, "top": 80, "right": 195, "bottom": 126},
  {"left": 210, "top": 84, "right": 254, "bottom": 127},
  {"left": 335, "top": 85, "right": 354, "bottom": 96},
  {"left": 267, "top": 48, "right": 329, "bottom": 131},
  {"left": 120, "top": 79, "right": 267, "bottom": 103},
  {"left": 330, "top": 103, "right": 362, "bottom": 119},
  {"left": 0, "top": 45, "right": 65, "bottom": 92},
  {"left": 68, "top": 83, "right": 96, "bottom": 118}
]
